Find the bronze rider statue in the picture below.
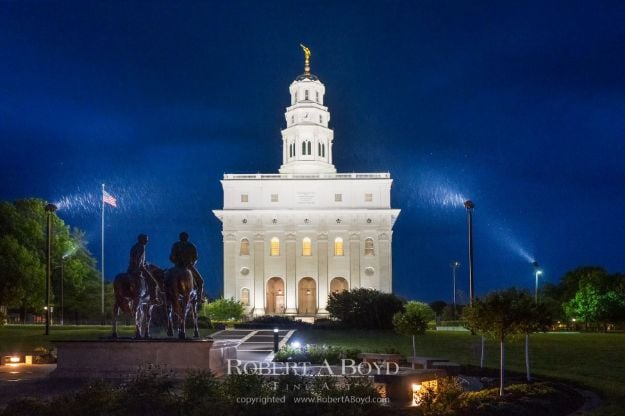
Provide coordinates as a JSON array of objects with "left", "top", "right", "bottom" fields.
[{"left": 169, "top": 232, "right": 205, "bottom": 303}]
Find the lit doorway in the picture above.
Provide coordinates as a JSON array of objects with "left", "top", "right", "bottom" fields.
[
  {"left": 298, "top": 277, "right": 316, "bottom": 315},
  {"left": 266, "top": 277, "right": 285, "bottom": 314},
  {"left": 330, "top": 277, "right": 349, "bottom": 295}
]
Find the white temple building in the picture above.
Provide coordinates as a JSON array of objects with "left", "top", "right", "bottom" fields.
[{"left": 213, "top": 47, "right": 400, "bottom": 316}]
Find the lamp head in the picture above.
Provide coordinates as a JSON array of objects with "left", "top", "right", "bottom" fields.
[
  {"left": 463, "top": 200, "right": 475, "bottom": 210},
  {"left": 45, "top": 203, "right": 57, "bottom": 213}
]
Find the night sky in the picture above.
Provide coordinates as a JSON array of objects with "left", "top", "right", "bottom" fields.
[{"left": 2, "top": 1, "right": 625, "bottom": 303}]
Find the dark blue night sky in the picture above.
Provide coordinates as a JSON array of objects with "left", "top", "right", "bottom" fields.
[{"left": 2, "top": 1, "right": 625, "bottom": 302}]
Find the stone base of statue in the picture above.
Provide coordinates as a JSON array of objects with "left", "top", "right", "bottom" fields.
[{"left": 50, "top": 338, "right": 237, "bottom": 379}]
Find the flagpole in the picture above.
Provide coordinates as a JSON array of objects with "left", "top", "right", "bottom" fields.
[{"left": 101, "top": 183, "right": 105, "bottom": 325}]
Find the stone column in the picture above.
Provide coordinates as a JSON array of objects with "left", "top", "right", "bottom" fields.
[
  {"left": 379, "top": 233, "right": 391, "bottom": 293},
  {"left": 253, "top": 234, "right": 265, "bottom": 316},
  {"left": 317, "top": 233, "right": 329, "bottom": 314},
  {"left": 349, "top": 233, "right": 360, "bottom": 289},
  {"left": 285, "top": 233, "right": 297, "bottom": 314},
  {"left": 223, "top": 233, "right": 237, "bottom": 299}
]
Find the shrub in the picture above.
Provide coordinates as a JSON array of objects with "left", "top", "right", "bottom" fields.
[
  {"left": 327, "top": 288, "right": 404, "bottom": 329},
  {"left": 273, "top": 343, "right": 361, "bottom": 364},
  {"left": 201, "top": 298, "right": 244, "bottom": 321},
  {"left": 235, "top": 315, "right": 312, "bottom": 329}
]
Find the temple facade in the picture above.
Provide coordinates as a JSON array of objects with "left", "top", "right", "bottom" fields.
[{"left": 213, "top": 47, "right": 400, "bottom": 316}]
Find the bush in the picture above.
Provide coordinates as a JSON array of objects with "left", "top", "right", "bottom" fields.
[
  {"left": 235, "top": 315, "right": 313, "bottom": 329},
  {"left": 327, "top": 288, "right": 404, "bottom": 329},
  {"left": 273, "top": 343, "right": 361, "bottom": 364},
  {"left": 201, "top": 298, "right": 245, "bottom": 321}
]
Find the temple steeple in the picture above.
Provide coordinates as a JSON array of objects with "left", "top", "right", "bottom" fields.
[{"left": 279, "top": 46, "right": 336, "bottom": 174}]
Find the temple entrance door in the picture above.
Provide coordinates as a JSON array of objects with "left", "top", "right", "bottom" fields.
[
  {"left": 266, "top": 277, "right": 285, "bottom": 314},
  {"left": 298, "top": 277, "right": 316, "bottom": 315},
  {"left": 330, "top": 277, "right": 349, "bottom": 295}
]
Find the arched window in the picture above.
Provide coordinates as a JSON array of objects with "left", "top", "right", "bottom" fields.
[
  {"left": 240, "top": 288, "right": 250, "bottom": 306},
  {"left": 302, "top": 237, "right": 312, "bottom": 256},
  {"left": 240, "top": 238, "right": 250, "bottom": 256},
  {"left": 307, "top": 141, "right": 312, "bottom": 155},
  {"left": 305, "top": 90, "right": 309, "bottom": 100},
  {"left": 270, "top": 237, "right": 280, "bottom": 256},
  {"left": 302, "top": 141, "right": 306, "bottom": 155},
  {"left": 365, "top": 238, "right": 375, "bottom": 256},
  {"left": 316, "top": 91, "right": 319, "bottom": 103},
  {"left": 322, "top": 143, "right": 325, "bottom": 157},
  {"left": 319, "top": 115, "right": 322, "bottom": 124},
  {"left": 334, "top": 237, "right": 344, "bottom": 256},
  {"left": 318, "top": 142, "right": 321, "bottom": 156}
]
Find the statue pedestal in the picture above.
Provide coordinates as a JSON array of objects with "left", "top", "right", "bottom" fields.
[{"left": 50, "top": 338, "right": 237, "bottom": 379}]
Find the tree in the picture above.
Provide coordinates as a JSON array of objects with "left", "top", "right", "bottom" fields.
[
  {"left": 393, "top": 301, "right": 435, "bottom": 368},
  {"left": 564, "top": 284, "right": 601, "bottom": 330},
  {"left": 327, "top": 288, "right": 404, "bottom": 329},
  {"left": 514, "top": 295, "right": 552, "bottom": 381},
  {"left": 463, "top": 288, "right": 537, "bottom": 396},
  {"left": 429, "top": 300, "right": 446, "bottom": 322},
  {"left": 0, "top": 199, "right": 103, "bottom": 322}
]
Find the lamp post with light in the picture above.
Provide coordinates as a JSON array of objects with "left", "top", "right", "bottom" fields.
[
  {"left": 44, "top": 203, "right": 57, "bottom": 335},
  {"left": 463, "top": 200, "right": 475, "bottom": 305},
  {"left": 450, "top": 261, "right": 460, "bottom": 319}
]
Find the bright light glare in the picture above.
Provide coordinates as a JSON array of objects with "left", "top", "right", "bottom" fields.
[
  {"left": 291, "top": 341, "right": 301, "bottom": 348},
  {"left": 9, "top": 356, "right": 20, "bottom": 363}
]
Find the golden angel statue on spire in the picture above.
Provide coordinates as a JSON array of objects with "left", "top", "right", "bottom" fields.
[{"left": 300, "top": 44, "right": 311, "bottom": 73}]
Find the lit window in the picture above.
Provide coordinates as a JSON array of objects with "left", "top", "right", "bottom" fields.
[
  {"left": 240, "top": 238, "right": 250, "bottom": 255},
  {"left": 334, "top": 237, "right": 344, "bottom": 256},
  {"left": 365, "top": 238, "right": 375, "bottom": 256},
  {"left": 241, "top": 194, "right": 248, "bottom": 203},
  {"left": 271, "top": 194, "right": 279, "bottom": 202},
  {"left": 302, "top": 237, "right": 312, "bottom": 256},
  {"left": 270, "top": 237, "right": 280, "bottom": 256},
  {"left": 305, "top": 90, "right": 309, "bottom": 100},
  {"left": 335, "top": 193, "right": 342, "bottom": 202},
  {"left": 240, "top": 288, "right": 250, "bottom": 306},
  {"left": 365, "top": 193, "right": 373, "bottom": 202}
]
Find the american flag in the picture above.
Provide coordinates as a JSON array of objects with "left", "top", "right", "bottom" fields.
[{"left": 102, "top": 190, "right": 117, "bottom": 207}]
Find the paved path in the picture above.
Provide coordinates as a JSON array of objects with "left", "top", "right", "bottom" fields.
[{"left": 211, "top": 329, "right": 295, "bottom": 362}]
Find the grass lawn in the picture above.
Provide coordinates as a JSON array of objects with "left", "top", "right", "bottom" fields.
[
  {"left": 297, "top": 329, "right": 625, "bottom": 415},
  {"left": 0, "top": 324, "right": 216, "bottom": 353}
]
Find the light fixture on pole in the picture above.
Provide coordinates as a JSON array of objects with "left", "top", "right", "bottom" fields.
[
  {"left": 532, "top": 261, "right": 542, "bottom": 303},
  {"left": 463, "top": 200, "right": 475, "bottom": 305},
  {"left": 450, "top": 261, "right": 460, "bottom": 318},
  {"left": 44, "top": 203, "right": 57, "bottom": 336}
]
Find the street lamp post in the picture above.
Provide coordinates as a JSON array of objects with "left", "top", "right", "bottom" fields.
[
  {"left": 60, "top": 254, "right": 68, "bottom": 326},
  {"left": 463, "top": 200, "right": 475, "bottom": 305},
  {"left": 44, "top": 203, "right": 57, "bottom": 335},
  {"left": 450, "top": 261, "right": 460, "bottom": 319},
  {"left": 532, "top": 261, "right": 542, "bottom": 303}
]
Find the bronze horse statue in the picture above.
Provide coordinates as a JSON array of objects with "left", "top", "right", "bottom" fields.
[
  {"left": 112, "top": 264, "right": 164, "bottom": 339},
  {"left": 164, "top": 266, "right": 200, "bottom": 339}
]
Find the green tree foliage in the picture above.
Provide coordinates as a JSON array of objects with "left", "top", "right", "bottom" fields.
[
  {"left": 393, "top": 301, "right": 434, "bottom": 367},
  {"left": 543, "top": 266, "right": 625, "bottom": 330},
  {"left": 201, "top": 297, "right": 244, "bottom": 321},
  {"left": 0, "top": 199, "right": 103, "bottom": 322},
  {"left": 327, "top": 288, "right": 404, "bottom": 329},
  {"left": 393, "top": 301, "right": 434, "bottom": 336},
  {"left": 463, "top": 288, "right": 546, "bottom": 396}
]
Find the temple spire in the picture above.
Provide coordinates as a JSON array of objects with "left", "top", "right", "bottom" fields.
[{"left": 300, "top": 44, "right": 311, "bottom": 75}]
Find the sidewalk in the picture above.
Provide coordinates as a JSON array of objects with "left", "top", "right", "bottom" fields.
[{"left": 211, "top": 329, "right": 294, "bottom": 362}]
